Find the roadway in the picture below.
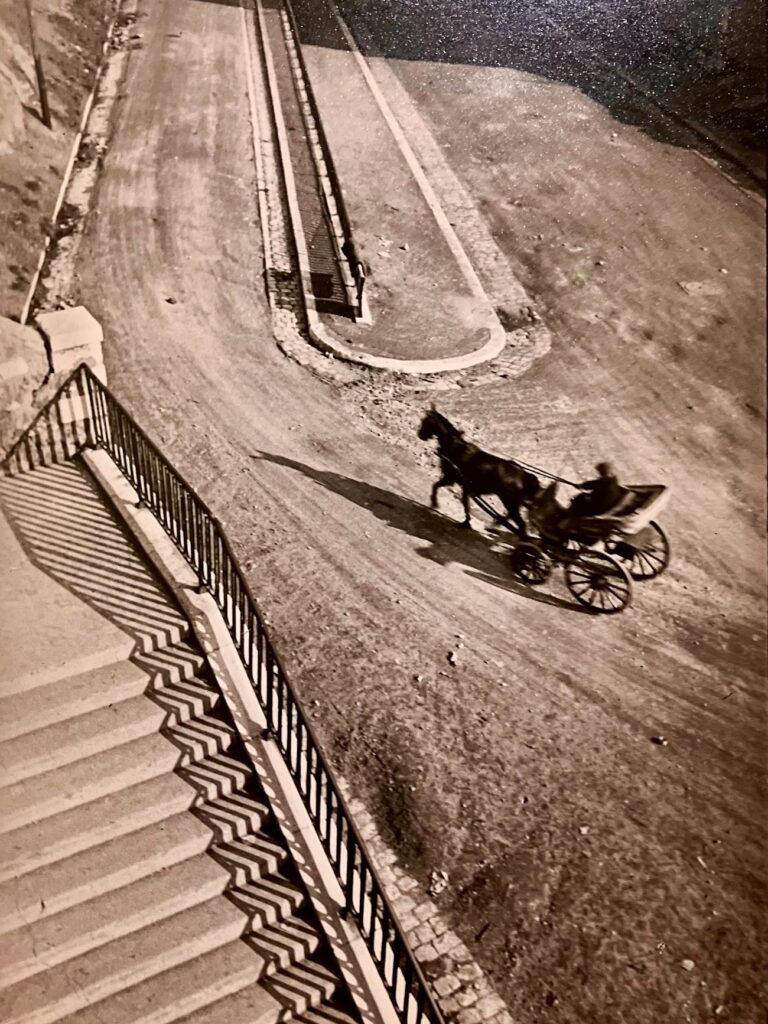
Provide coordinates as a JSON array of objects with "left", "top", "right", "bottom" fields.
[{"left": 73, "top": 1, "right": 766, "bottom": 1021}]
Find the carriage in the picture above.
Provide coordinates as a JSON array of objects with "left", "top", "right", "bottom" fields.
[
  {"left": 417, "top": 407, "right": 671, "bottom": 615},
  {"left": 505, "top": 482, "right": 671, "bottom": 614}
]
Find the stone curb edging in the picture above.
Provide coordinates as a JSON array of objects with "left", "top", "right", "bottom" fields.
[
  {"left": 20, "top": 0, "right": 127, "bottom": 326},
  {"left": 251, "top": 0, "right": 507, "bottom": 376},
  {"left": 278, "top": 0, "right": 362, "bottom": 317},
  {"left": 335, "top": 780, "right": 515, "bottom": 1024},
  {"left": 81, "top": 447, "right": 403, "bottom": 1024},
  {"left": 307, "top": 320, "right": 507, "bottom": 377}
]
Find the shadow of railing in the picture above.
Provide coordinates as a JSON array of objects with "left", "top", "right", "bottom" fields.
[{"left": 0, "top": 461, "right": 188, "bottom": 654}]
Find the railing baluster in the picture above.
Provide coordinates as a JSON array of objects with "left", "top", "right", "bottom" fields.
[{"left": 43, "top": 404, "right": 57, "bottom": 465}]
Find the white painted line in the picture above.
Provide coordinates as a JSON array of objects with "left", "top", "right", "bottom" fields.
[{"left": 323, "top": 0, "right": 492, "bottom": 303}]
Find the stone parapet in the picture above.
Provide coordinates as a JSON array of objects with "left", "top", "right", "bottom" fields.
[{"left": 36, "top": 306, "right": 106, "bottom": 382}]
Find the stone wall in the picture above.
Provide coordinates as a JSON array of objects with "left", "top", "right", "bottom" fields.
[{"left": 0, "top": 315, "right": 50, "bottom": 456}]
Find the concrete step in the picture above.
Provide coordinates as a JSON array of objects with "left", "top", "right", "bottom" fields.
[
  {"left": 0, "top": 896, "right": 249, "bottom": 1024},
  {"left": 0, "top": 818, "right": 289, "bottom": 937},
  {"left": 211, "top": 833, "right": 290, "bottom": 888},
  {"left": 0, "top": 678, "right": 221, "bottom": 788},
  {"left": 0, "top": 852, "right": 240, "bottom": 988},
  {"left": 244, "top": 913, "right": 323, "bottom": 975},
  {"left": 0, "top": 641, "right": 205, "bottom": 742},
  {"left": 173, "top": 956, "right": 342, "bottom": 1024},
  {"left": 0, "top": 754, "right": 259, "bottom": 882},
  {"left": 296, "top": 1001, "right": 361, "bottom": 1024},
  {"left": 52, "top": 944, "right": 338, "bottom": 1024},
  {"left": 0, "top": 811, "right": 217, "bottom": 935},
  {"left": 0, "top": 719, "right": 236, "bottom": 834},
  {"left": 224, "top": 866, "right": 306, "bottom": 930}
]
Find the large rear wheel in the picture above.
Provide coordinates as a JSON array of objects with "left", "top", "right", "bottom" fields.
[{"left": 564, "top": 550, "right": 633, "bottom": 613}]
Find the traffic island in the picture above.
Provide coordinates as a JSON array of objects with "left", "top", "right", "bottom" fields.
[{"left": 286, "top": 0, "right": 507, "bottom": 373}]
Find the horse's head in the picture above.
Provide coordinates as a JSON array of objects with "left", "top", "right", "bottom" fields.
[
  {"left": 417, "top": 406, "right": 462, "bottom": 444},
  {"left": 417, "top": 408, "right": 435, "bottom": 441}
]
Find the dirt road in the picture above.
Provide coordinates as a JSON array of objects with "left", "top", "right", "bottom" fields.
[{"left": 72, "top": 1, "right": 766, "bottom": 1021}]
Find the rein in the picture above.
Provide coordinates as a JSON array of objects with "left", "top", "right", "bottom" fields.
[
  {"left": 505, "top": 458, "right": 579, "bottom": 488},
  {"left": 433, "top": 440, "right": 578, "bottom": 489}
]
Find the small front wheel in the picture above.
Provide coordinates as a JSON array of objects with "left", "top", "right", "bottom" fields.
[
  {"left": 510, "top": 542, "right": 552, "bottom": 585},
  {"left": 564, "top": 550, "right": 632, "bottom": 613}
]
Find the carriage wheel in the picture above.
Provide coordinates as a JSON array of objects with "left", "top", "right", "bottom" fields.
[
  {"left": 510, "top": 542, "right": 552, "bottom": 585},
  {"left": 606, "top": 522, "right": 670, "bottom": 580},
  {"left": 564, "top": 551, "right": 632, "bottom": 614}
]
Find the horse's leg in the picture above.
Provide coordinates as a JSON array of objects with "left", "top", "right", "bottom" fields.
[
  {"left": 431, "top": 474, "right": 451, "bottom": 509},
  {"left": 459, "top": 486, "right": 472, "bottom": 528},
  {"left": 432, "top": 458, "right": 459, "bottom": 509},
  {"left": 502, "top": 498, "right": 528, "bottom": 538}
]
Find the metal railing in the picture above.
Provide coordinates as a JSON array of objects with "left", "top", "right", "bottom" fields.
[{"left": 1, "top": 363, "right": 443, "bottom": 1024}]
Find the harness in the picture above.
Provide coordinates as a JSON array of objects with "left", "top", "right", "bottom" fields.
[{"left": 437, "top": 449, "right": 578, "bottom": 489}]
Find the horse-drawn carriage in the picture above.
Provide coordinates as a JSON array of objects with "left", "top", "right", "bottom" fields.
[
  {"left": 507, "top": 482, "right": 670, "bottom": 613},
  {"left": 418, "top": 408, "right": 670, "bottom": 614}
]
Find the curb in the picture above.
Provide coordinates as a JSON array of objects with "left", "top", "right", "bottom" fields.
[
  {"left": 253, "top": 0, "right": 507, "bottom": 376},
  {"left": 20, "top": 0, "right": 126, "bottom": 325},
  {"left": 308, "top": 318, "right": 507, "bottom": 376}
]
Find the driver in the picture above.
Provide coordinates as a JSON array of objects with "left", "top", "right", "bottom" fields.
[{"left": 567, "top": 462, "right": 624, "bottom": 519}]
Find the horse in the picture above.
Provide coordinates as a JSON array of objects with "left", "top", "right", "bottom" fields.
[{"left": 417, "top": 407, "right": 541, "bottom": 535}]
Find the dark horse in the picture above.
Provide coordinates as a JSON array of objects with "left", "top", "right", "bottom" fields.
[{"left": 417, "top": 407, "right": 541, "bottom": 535}]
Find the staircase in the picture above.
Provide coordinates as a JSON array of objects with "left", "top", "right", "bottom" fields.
[{"left": 0, "top": 463, "right": 360, "bottom": 1024}]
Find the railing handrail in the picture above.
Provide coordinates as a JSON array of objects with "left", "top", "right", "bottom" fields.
[{"left": 0, "top": 363, "right": 444, "bottom": 1024}]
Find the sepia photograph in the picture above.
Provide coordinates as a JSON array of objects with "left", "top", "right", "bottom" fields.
[{"left": 0, "top": 1, "right": 765, "bottom": 1022}]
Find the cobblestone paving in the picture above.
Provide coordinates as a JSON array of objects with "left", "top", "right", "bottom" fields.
[{"left": 339, "top": 780, "right": 514, "bottom": 1024}]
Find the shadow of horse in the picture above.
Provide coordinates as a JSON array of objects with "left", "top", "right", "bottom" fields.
[{"left": 250, "top": 449, "right": 589, "bottom": 614}]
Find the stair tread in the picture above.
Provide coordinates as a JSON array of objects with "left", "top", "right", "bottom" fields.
[
  {"left": 0, "top": 754, "right": 255, "bottom": 882},
  {"left": 0, "top": 641, "right": 205, "bottom": 743},
  {"left": 296, "top": 1002, "right": 361, "bottom": 1024},
  {"left": 211, "top": 834, "right": 289, "bottom": 878},
  {"left": 1, "top": 696, "right": 168, "bottom": 788},
  {"left": 0, "top": 852, "right": 238, "bottom": 988},
  {"left": 0, "top": 898, "right": 249, "bottom": 1024},
  {"left": 171, "top": 956, "right": 341, "bottom": 1024},
  {"left": 0, "top": 720, "right": 235, "bottom": 834},
  {"left": 0, "top": 810, "right": 216, "bottom": 934},
  {"left": 52, "top": 944, "right": 337, "bottom": 1024},
  {"left": 1, "top": 677, "right": 221, "bottom": 787}
]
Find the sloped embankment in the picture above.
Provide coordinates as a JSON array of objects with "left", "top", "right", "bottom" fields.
[{"left": 0, "top": 0, "right": 118, "bottom": 320}]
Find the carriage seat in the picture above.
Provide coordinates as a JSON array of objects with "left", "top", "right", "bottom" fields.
[{"left": 586, "top": 487, "right": 640, "bottom": 520}]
